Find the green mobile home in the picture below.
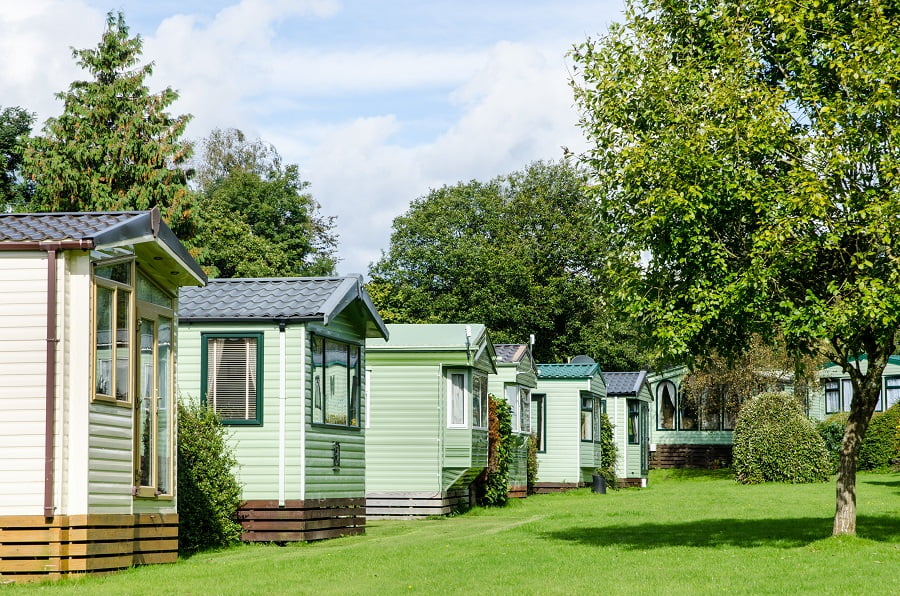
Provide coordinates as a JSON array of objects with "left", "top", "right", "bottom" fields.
[
  {"left": 177, "top": 276, "right": 387, "bottom": 542},
  {"left": 818, "top": 355, "right": 900, "bottom": 417},
  {"left": 602, "top": 371, "right": 652, "bottom": 487},
  {"left": 0, "top": 209, "right": 205, "bottom": 582},
  {"left": 531, "top": 359, "right": 605, "bottom": 492},
  {"left": 365, "top": 324, "right": 497, "bottom": 518},
  {"left": 490, "top": 344, "right": 538, "bottom": 498}
]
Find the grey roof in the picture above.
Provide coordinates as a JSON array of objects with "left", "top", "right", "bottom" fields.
[
  {"left": 0, "top": 209, "right": 205, "bottom": 285},
  {"left": 603, "top": 371, "right": 649, "bottom": 396},
  {"left": 179, "top": 277, "right": 388, "bottom": 339},
  {"left": 537, "top": 362, "right": 601, "bottom": 379},
  {"left": 494, "top": 344, "right": 528, "bottom": 364}
]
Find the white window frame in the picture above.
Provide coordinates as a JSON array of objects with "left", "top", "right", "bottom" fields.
[
  {"left": 505, "top": 384, "right": 519, "bottom": 432},
  {"left": 447, "top": 369, "right": 469, "bottom": 428}
]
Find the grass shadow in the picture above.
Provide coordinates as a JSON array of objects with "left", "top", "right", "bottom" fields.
[{"left": 542, "top": 514, "right": 900, "bottom": 549}]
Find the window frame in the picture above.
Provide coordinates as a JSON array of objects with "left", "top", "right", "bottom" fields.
[
  {"left": 447, "top": 368, "right": 469, "bottom": 429},
  {"left": 310, "top": 334, "right": 361, "bottom": 429},
  {"left": 472, "top": 371, "right": 489, "bottom": 430},
  {"left": 92, "top": 257, "right": 134, "bottom": 405},
  {"left": 580, "top": 394, "right": 595, "bottom": 442},
  {"left": 656, "top": 380, "right": 677, "bottom": 431},
  {"left": 201, "top": 332, "right": 265, "bottom": 426},
  {"left": 882, "top": 376, "right": 900, "bottom": 411},
  {"left": 627, "top": 399, "right": 640, "bottom": 444},
  {"left": 530, "top": 393, "right": 546, "bottom": 453},
  {"left": 505, "top": 384, "right": 520, "bottom": 432}
]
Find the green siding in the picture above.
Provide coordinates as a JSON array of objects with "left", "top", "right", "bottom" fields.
[
  {"left": 488, "top": 357, "right": 536, "bottom": 491},
  {"left": 533, "top": 378, "right": 589, "bottom": 485}
]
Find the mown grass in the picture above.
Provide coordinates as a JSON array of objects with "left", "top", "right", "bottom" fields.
[{"left": 10, "top": 471, "right": 900, "bottom": 595}]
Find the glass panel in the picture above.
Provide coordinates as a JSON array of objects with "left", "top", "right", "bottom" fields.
[
  {"left": 312, "top": 336, "right": 324, "bottom": 424},
  {"left": 450, "top": 373, "right": 465, "bottom": 426},
  {"left": 138, "top": 273, "right": 173, "bottom": 308},
  {"left": 325, "top": 340, "right": 348, "bottom": 425},
  {"left": 207, "top": 336, "right": 257, "bottom": 420},
  {"left": 679, "top": 392, "right": 698, "bottom": 430},
  {"left": 95, "top": 261, "right": 131, "bottom": 284},
  {"left": 884, "top": 377, "right": 900, "bottom": 410},
  {"left": 658, "top": 382, "right": 676, "bottom": 429},
  {"left": 700, "top": 394, "right": 721, "bottom": 430},
  {"left": 349, "top": 344, "right": 360, "bottom": 427},
  {"left": 95, "top": 286, "right": 113, "bottom": 396},
  {"left": 581, "top": 397, "right": 592, "bottom": 440},
  {"left": 825, "top": 379, "right": 840, "bottom": 413},
  {"left": 628, "top": 400, "right": 639, "bottom": 444},
  {"left": 479, "top": 375, "right": 488, "bottom": 428},
  {"left": 138, "top": 318, "right": 154, "bottom": 487},
  {"left": 519, "top": 388, "right": 530, "bottom": 433},
  {"left": 531, "top": 394, "right": 545, "bottom": 451},
  {"left": 115, "top": 289, "right": 130, "bottom": 400},
  {"left": 156, "top": 317, "right": 171, "bottom": 494},
  {"left": 841, "top": 379, "right": 853, "bottom": 412},
  {"left": 472, "top": 375, "right": 483, "bottom": 428},
  {"left": 505, "top": 385, "right": 518, "bottom": 431}
]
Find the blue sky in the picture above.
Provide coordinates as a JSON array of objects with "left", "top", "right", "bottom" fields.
[{"left": 1, "top": 0, "right": 625, "bottom": 275}]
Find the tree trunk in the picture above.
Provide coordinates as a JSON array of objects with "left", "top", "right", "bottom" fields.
[{"left": 831, "top": 354, "right": 886, "bottom": 536}]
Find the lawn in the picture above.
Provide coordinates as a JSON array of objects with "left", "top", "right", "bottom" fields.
[{"left": 10, "top": 471, "right": 899, "bottom": 595}]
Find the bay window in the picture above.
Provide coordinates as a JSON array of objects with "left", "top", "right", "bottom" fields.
[{"left": 312, "top": 335, "right": 360, "bottom": 428}]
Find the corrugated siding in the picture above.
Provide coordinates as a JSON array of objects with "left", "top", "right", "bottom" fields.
[
  {"left": 0, "top": 253, "right": 48, "bottom": 515},
  {"left": 533, "top": 378, "right": 583, "bottom": 484},
  {"left": 365, "top": 364, "right": 442, "bottom": 493},
  {"left": 87, "top": 403, "right": 134, "bottom": 512}
]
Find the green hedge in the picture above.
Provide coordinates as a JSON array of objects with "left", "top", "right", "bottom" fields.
[
  {"left": 475, "top": 395, "right": 513, "bottom": 507},
  {"left": 596, "top": 412, "right": 617, "bottom": 489},
  {"left": 733, "top": 392, "right": 830, "bottom": 484},
  {"left": 858, "top": 403, "right": 900, "bottom": 471}
]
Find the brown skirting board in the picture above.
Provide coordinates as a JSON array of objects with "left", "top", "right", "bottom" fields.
[
  {"left": 649, "top": 444, "right": 733, "bottom": 469},
  {"left": 531, "top": 482, "right": 582, "bottom": 494},
  {"left": 0, "top": 513, "right": 177, "bottom": 584},
  {"left": 236, "top": 498, "right": 366, "bottom": 542},
  {"left": 365, "top": 489, "right": 470, "bottom": 519}
]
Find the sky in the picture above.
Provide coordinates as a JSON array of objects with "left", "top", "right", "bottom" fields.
[{"left": 1, "top": 0, "right": 625, "bottom": 276}]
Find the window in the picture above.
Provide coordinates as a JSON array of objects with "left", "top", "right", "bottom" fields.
[
  {"left": 530, "top": 393, "right": 546, "bottom": 452},
  {"left": 519, "top": 387, "right": 530, "bottom": 433},
  {"left": 841, "top": 379, "right": 853, "bottom": 412},
  {"left": 447, "top": 370, "right": 467, "bottom": 428},
  {"left": 580, "top": 395, "right": 594, "bottom": 441},
  {"left": 628, "top": 399, "right": 640, "bottom": 444},
  {"left": 883, "top": 376, "right": 900, "bottom": 411},
  {"left": 473, "top": 372, "right": 488, "bottom": 429},
  {"left": 94, "top": 260, "right": 132, "bottom": 401},
  {"left": 312, "top": 335, "right": 360, "bottom": 428},
  {"left": 506, "top": 384, "right": 519, "bottom": 432},
  {"left": 679, "top": 391, "right": 698, "bottom": 430},
  {"left": 202, "top": 333, "right": 263, "bottom": 425},
  {"left": 699, "top": 392, "right": 722, "bottom": 430},
  {"left": 657, "top": 381, "right": 676, "bottom": 430},
  {"left": 133, "top": 272, "right": 176, "bottom": 497},
  {"left": 825, "top": 379, "right": 841, "bottom": 414}
]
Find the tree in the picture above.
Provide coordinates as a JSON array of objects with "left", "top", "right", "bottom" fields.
[
  {"left": 368, "top": 160, "right": 645, "bottom": 367},
  {"left": 23, "top": 11, "right": 194, "bottom": 236},
  {"left": 571, "top": 0, "right": 900, "bottom": 535},
  {"left": 0, "top": 106, "right": 35, "bottom": 211},
  {"left": 190, "top": 128, "right": 337, "bottom": 278}
]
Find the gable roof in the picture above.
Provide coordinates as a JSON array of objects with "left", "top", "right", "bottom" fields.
[
  {"left": 366, "top": 323, "right": 497, "bottom": 373},
  {"left": 537, "top": 362, "right": 601, "bottom": 379},
  {"left": 603, "top": 371, "right": 649, "bottom": 396},
  {"left": 0, "top": 208, "right": 205, "bottom": 286},
  {"left": 178, "top": 276, "right": 388, "bottom": 339}
]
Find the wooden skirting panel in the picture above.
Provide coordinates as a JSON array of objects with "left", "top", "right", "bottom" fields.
[
  {"left": 531, "top": 482, "right": 581, "bottom": 494},
  {"left": 237, "top": 498, "right": 365, "bottom": 543},
  {"left": 366, "top": 490, "right": 470, "bottom": 519},
  {"left": 616, "top": 477, "right": 646, "bottom": 489},
  {"left": 508, "top": 485, "right": 528, "bottom": 499},
  {"left": 650, "top": 444, "right": 733, "bottom": 469},
  {"left": 0, "top": 513, "right": 177, "bottom": 584}
]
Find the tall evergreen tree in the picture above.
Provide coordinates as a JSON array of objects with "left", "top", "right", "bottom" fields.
[{"left": 24, "top": 11, "right": 194, "bottom": 235}]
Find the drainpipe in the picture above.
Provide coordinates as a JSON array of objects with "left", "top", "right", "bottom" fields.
[
  {"left": 43, "top": 246, "right": 58, "bottom": 518},
  {"left": 278, "top": 321, "right": 286, "bottom": 507},
  {"left": 299, "top": 326, "right": 306, "bottom": 501}
]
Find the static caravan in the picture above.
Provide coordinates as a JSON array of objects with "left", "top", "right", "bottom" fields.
[
  {"left": 531, "top": 359, "right": 605, "bottom": 492},
  {"left": 602, "top": 371, "right": 652, "bottom": 487},
  {"left": 177, "top": 277, "right": 387, "bottom": 542},
  {"left": 490, "top": 344, "right": 538, "bottom": 498},
  {"left": 818, "top": 355, "right": 900, "bottom": 418},
  {"left": 365, "top": 324, "right": 497, "bottom": 518},
  {"left": 0, "top": 209, "right": 205, "bottom": 582}
]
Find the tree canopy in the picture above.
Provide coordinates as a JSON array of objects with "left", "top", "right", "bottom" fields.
[
  {"left": 368, "top": 160, "right": 645, "bottom": 368},
  {"left": 571, "top": 0, "right": 900, "bottom": 535},
  {"left": 23, "top": 11, "right": 194, "bottom": 236},
  {"left": 189, "top": 128, "right": 337, "bottom": 278},
  {"left": 0, "top": 106, "right": 35, "bottom": 211}
]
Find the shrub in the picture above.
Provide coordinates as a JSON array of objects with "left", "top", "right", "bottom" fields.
[
  {"left": 177, "top": 398, "right": 243, "bottom": 554},
  {"left": 526, "top": 433, "right": 539, "bottom": 494},
  {"left": 816, "top": 413, "right": 848, "bottom": 475},
  {"left": 595, "top": 412, "right": 617, "bottom": 489},
  {"left": 475, "top": 395, "right": 512, "bottom": 506},
  {"left": 732, "top": 392, "right": 830, "bottom": 484},
  {"left": 858, "top": 403, "right": 900, "bottom": 471}
]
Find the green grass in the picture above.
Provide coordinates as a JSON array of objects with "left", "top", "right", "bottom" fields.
[{"left": 10, "top": 471, "right": 900, "bottom": 595}]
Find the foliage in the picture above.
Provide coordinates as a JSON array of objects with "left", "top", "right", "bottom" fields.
[
  {"left": 177, "top": 399, "right": 243, "bottom": 554},
  {"left": 0, "top": 105, "right": 35, "bottom": 210},
  {"left": 571, "top": 0, "right": 900, "bottom": 534},
  {"left": 189, "top": 128, "right": 337, "bottom": 277},
  {"left": 732, "top": 392, "right": 830, "bottom": 485},
  {"left": 368, "top": 160, "right": 646, "bottom": 368},
  {"left": 23, "top": 12, "right": 195, "bottom": 237},
  {"left": 858, "top": 404, "right": 900, "bottom": 471},
  {"left": 817, "top": 414, "right": 848, "bottom": 475},
  {"left": 595, "top": 411, "right": 617, "bottom": 489},
  {"left": 526, "top": 433, "right": 539, "bottom": 493},
  {"left": 475, "top": 395, "right": 513, "bottom": 507}
]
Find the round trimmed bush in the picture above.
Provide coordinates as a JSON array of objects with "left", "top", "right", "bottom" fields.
[
  {"left": 816, "top": 413, "right": 848, "bottom": 475},
  {"left": 733, "top": 392, "right": 830, "bottom": 484},
  {"left": 858, "top": 403, "right": 900, "bottom": 471}
]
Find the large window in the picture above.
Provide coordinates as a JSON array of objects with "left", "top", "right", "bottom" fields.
[
  {"left": 883, "top": 376, "right": 900, "bottom": 411},
  {"left": 133, "top": 271, "right": 175, "bottom": 497},
  {"left": 506, "top": 384, "right": 519, "bottom": 431},
  {"left": 657, "top": 381, "right": 676, "bottom": 430},
  {"left": 447, "top": 370, "right": 468, "bottom": 428},
  {"left": 203, "top": 333, "right": 263, "bottom": 425},
  {"left": 530, "top": 393, "right": 546, "bottom": 452},
  {"left": 312, "top": 335, "right": 360, "bottom": 428},
  {"left": 505, "top": 384, "right": 530, "bottom": 433},
  {"left": 581, "top": 395, "right": 596, "bottom": 441},
  {"left": 824, "top": 379, "right": 841, "bottom": 413},
  {"left": 94, "top": 260, "right": 132, "bottom": 401},
  {"left": 657, "top": 380, "right": 738, "bottom": 431},
  {"left": 519, "top": 387, "right": 530, "bottom": 433},
  {"left": 628, "top": 399, "right": 640, "bottom": 444},
  {"left": 473, "top": 372, "right": 488, "bottom": 429}
]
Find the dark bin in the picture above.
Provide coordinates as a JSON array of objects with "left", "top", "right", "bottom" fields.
[{"left": 591, "top": 473, "right": 606, "bottom": 494}]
